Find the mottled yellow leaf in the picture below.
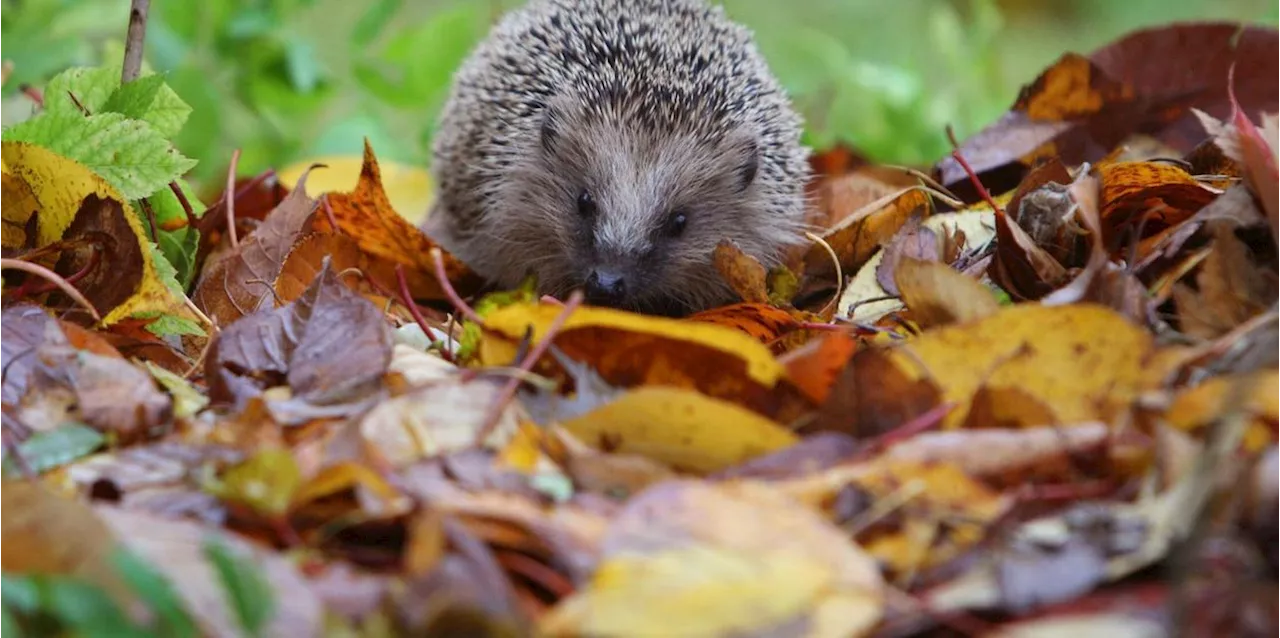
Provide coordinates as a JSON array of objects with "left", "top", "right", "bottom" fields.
[
  {"left": 1164, "top": 369, "right": 1278, "bottom": 452},
  {"left": 889, "top": 303, "right": 1159, "bottom": 429},
  {"left": 0, "top": 142, "right": 183, "bottom": 325},
  {"left": 561, "top": 386, "right": 798, "bottom": 473}
]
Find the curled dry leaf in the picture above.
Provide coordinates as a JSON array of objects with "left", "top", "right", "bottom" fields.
[
  {"left": 13, "top": 318, "right": 171, "bottom": 439},
  {"left": 686, "top": 301, "right": 811, "bottom": 350},
  {"left": 804, "top": 187, "right": 933, "bottom": 281},
  {"left": 478, "top": 301, "right": 813, "bottom": 423},
  {"left": 542, "top": 480, "right": 884, "bottom": 638},
  {"left": 312, "top": 140, "right": 481, "bottom": 300},
  {"left": 206, "top": 257, "right": 393, "bottom": 422},
  {"left": 1171, "top": 220, "right": 1277, "bottom": 339},
  {"left": 193, "top": 166, "right": 320, "bottom": 325},
  {"left": 712, "top": 240, "right": 770, "bottom": 304},
  {"left": 841, "top": 208, "right": 996, "bottom": 323},
  {"left": 1, "top": 142, "right": 186, "bottom": 325},
  {"left": 811, "top": 346, "right": 943, "bottom": 438},
  {"left": 937, "top": 23, "right": 1279, "bottom": 192},
  {"left": 893, "top": 257, "right": 1001, "bottom": 329}
]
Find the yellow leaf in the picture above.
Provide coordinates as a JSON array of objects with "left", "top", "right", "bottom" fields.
[
  {"left": 1163, "top": 370, "right": 1278, "bottom": 452},
  {"left": 889, "top": 303, "right": 1158, "bottom": 429},
  {"left": 278, "top": 154, "right": 435, "bottom": 226},
  {"left": 0, "top": 142, "right": 183, "bottom": 325},
  {"left": 479, "top": 302, "right": 786, "bottom": 388},
  {"left": 542, "top": 547, "right": 834, "bottom": 638},
  {"left": 291, "top": 461, "right": 407, "bottom": 513},
  {"left": 208, "top": 448, "right": 301, "bottom": 516},
  {"left": 561, "top": 386, "right": 798, "bottom": 473}
]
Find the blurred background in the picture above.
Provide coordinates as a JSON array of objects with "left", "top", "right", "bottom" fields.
[{"left": 3, "top": 0, "right": 1276, "bottom": 193}]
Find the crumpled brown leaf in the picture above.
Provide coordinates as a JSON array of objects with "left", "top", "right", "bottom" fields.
[{"left": 206, "top": 257, "right": 393, "bottom": 423}]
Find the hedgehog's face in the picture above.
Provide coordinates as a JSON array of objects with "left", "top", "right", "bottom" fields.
[{"left": 493, "top": 106, "right": 777, "bottom": 315}]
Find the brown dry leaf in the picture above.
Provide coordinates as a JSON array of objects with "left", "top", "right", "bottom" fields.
[
  {"left": 893, "top": 257, "right": 1000, "bottom": 329},
  {"left": 1172, "top": 220, "right": 1277, "bottom": 338},
  {"left": 780, "top": 331, "right": 859, "bottom": 405},
  {"left": 685, "top": 302, "right": 808, "bottom": 347},
  {"left": 805, "top": 188, "right": 932, "bottom": 281},
  {"left": 541, "top": 480, "right": 884, "bottom": 638},
  {"left": 875, "top": 215, "right": 938, "bottom": 296},
  {"left": 273, "top": 232, "right": 394, "bottom": 309},
  {"left": 95, "top": 503, "right": 325, "bottom": 638},
  {"left": 312, "top": 140, "right": 481, "bottom": 300},
  {"left": 811, "top": 347, "right": 943, "bottom": 438},
  {"left": 206, "top": 257, "right": 393, "bottom": 421},
  {"left": 560, "top": 386, "right": 799, "bottom": 474},
  {"left": 478, "top": 302, "right": 812, "bottom": 423},
  {"left": 19, "top": 334, "right": 171, "bottom": 439},
  {"left": 193, "top": 168, "right": 319, "bottom": 326},
  {"left": 713, "top": 240, "right": 769, "bottom": 304},
  {"left": 937, "top": 24, "right": 1279, "bottom": 192},
  {"left": 1096, "top": 161, "right": 1219, "bottom": 248},
  {"left": 2, "top": 304, "right": 60, "bottom": 405},
  {"left": 888, "top": 303, "right": 1160, "bottom": 430},
  {"left": 992, "top": 202, "right": 1071, "bottom": 300}
]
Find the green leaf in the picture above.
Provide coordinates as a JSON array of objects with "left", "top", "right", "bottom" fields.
[
  {"left": 143, "top": 313, "right": 206, "bottom": 339},
  {"left": 147, "top": 242, "right": 187, "bottom": 298},
  {"left": 155, "top": 227, "right": 201, "bottom": 289},
  {"left": 1, "top": 422, "right": 105, "bottom": 478},
  {"left": 43, "top": 66, "right": 119, "bottom": 118},
  {"left": 33, "top": 576, "right": 139, "bottom": 636},
  {"left": 2, "top": 574, "right": 41, "bottom": 614},
  {"left": 203, "top": 539, "right": 274, "bottom": 638},
  {"left": 110, "top": 548, "right": 198, "bottom": 638},
  {"left": 101, "top": 74, "right": 193, "bottom": 139},
  {"left": 2, "top": 112, "right": 197, "bottom": 200}
]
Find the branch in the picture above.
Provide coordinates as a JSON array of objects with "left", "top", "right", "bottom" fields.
[{"left": 121, "top": 0, "right": 151, "bottom": 84}]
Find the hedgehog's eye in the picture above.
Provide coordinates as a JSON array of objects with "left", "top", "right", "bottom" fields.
[
  {"left": 665, "top": 210, "right": 688, "bottom": 237},
  {"left": 576, "top": 190, "right": 597, "bottom": 217}
]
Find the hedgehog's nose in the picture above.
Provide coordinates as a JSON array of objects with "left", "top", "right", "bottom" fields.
[{"left": 585, "top": 270, "right": 627, "bottom": 305}]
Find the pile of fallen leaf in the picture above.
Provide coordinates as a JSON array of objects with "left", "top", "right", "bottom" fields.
[{"left": 2, "top": 21, "right": 1278, "bottom": 638}]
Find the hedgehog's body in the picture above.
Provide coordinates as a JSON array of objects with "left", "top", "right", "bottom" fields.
[{"left": 426, "top": 0, "right": 810, "bottom": 314}]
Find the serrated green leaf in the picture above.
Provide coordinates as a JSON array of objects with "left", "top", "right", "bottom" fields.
[
  {"left": 204, "top": 539, "right": 274, "bottom": 638},
  {"left": 143, "top": 314, "right": 206, "bottom": 339},
  {"left": 110, "top": 548, "right": 198, "bottom": 638},
  {"left": 147, "top": 242, "right": 186, "bottom": 298},
  {"left": 44, "top": 66, "right": 119, "bottom": 118},
  {"left": 101, "top": 75, "right": 193, "bottom": 140},
  {"left": 2, "top": 113, "right": 197, "bottom": 200},
  {"left": 1, "top": 422, "right": 105, "bottom": 478},
  {"left": 143, "top": 361, "right": 209, "bottom": 419}
]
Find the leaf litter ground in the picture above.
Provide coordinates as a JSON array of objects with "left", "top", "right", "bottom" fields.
[{"left": 2, "top": 20, "right": 1278, "bottom": 638}]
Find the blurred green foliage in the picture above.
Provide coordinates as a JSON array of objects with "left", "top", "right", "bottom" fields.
[{"left": 3, "top": 0, "right": 1275, "bottom": 192}]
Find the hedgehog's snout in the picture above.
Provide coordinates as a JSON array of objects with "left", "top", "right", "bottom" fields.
[{"left": 585, "top": 269, "right": 627, "bottom": 306}]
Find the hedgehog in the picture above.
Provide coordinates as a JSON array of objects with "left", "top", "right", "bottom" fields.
[{"left": 424, "top": 0, "right": 811, "bottom": 315}]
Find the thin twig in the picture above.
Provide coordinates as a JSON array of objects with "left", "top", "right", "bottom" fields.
[
  {"left": 472, "top": 291, "right": 584, "bottom": 446},
  {"left": 321, "top": 194, "right": 340, "bottom": 231},
  {"left": 225, "top": 149, "right": 241, "bottom": 249},
  {"left": 395, "top": 264, "right": 436, "bottom": 344},
  {"left": 138, "top": 198, "right": 160, "bottom": 240},
  {"left": 945, "top": 125, "right": 1003, "bottom": 216},
  {"left": 805, "top": 231, "right": 842, "bottom": 317},
  {"left": 0, "top": 258, "right": 101, "bottom": 322},
  {"left": 430, "top": 247, "right": 483, "bottom": 324},
  {"left": 167, "top": 181, "right": 199, "bottom": 228},
  {"left": 121, "top": 0, "right": 151, "bottom": 84}
]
